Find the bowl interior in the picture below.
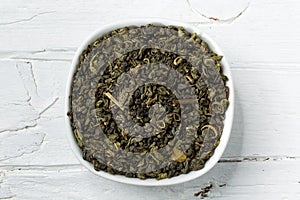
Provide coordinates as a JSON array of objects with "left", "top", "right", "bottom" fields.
[{"left": 65, "top": 19, "right": 234, "bottom": 186}]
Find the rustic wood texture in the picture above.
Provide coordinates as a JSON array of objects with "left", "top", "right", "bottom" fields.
[{"left": 0, "top": 0, "right": 300, "bottom": 199}]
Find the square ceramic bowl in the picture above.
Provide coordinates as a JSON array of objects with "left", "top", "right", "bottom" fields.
[{"left": 65, "top": 18, "right": 234, "bottom": 186}]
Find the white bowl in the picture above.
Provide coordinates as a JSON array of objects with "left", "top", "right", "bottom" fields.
[{"left": 65, "top": 18, "right": 234, "bottom": 186}]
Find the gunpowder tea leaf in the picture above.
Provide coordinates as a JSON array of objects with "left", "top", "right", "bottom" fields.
[
  {"left": 68, "top": 24, "right": 230, "bottom": 180},
  {"left": 171, "top": 147, "right": 187, "bottom": 163}
]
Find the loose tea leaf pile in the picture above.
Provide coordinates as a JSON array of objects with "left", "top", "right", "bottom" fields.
[{"left": 68, "top": 24, "right": 230, "bottom": 180}]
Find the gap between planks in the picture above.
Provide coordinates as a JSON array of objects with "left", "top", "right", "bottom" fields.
[{"left": 0, "top": 156, "right": 298, "bottom": 171}]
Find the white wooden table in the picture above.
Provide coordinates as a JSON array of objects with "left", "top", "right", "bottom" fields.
[{"left": 1, "top": 0, "right": 300, "bottom": 199}]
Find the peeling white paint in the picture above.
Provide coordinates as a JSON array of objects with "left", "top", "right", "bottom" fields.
[
  {"left": 0, "top": 131, "right": 45, "bottom": 161},
  {"left": 0, "top": 11, "right": 56, "bottom": 26},
  {"left": 0, "top": 62, "right": 39, "bottom": 133}
]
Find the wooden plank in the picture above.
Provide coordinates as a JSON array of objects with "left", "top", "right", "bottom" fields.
[
  {"left": 0, "top": 0, "right": 300, "bottom": 65},
  {"left": 226, "top": 67, "right": 300, "bottom": 157},
  {"left": 0, "top": 160, "right": 299, "bottom": 199},
  {"left": 0, "top": 59, "right": 299, "bottom": 166}
]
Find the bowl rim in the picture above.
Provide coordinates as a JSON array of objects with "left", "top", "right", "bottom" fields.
[{"left": 65, "top": 18, "right": 235, "bottom": 186}]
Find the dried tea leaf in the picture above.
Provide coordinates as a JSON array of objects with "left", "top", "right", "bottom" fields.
[{"left": 171, "top": 147, "right": 187, "bottom": 163}]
